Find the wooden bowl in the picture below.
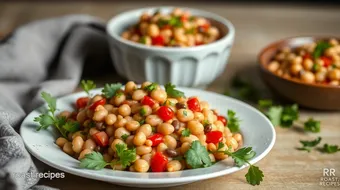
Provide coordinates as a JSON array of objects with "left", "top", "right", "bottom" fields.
[{"left": 258, "top": 36, "right": 340, "bottom": 110}]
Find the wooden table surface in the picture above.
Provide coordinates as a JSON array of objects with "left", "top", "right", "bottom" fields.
[{"left": 1, "top": 2, "right": 340, "bottom": 190}]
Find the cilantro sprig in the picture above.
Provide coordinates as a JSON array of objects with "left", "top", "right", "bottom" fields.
[
  {"left": 144, "top": 83, "right": 158, "bottom": 92},
  {"left": 185, "top": 141, "right": 212, "bottom": 168},
  {"left": 102, "top": 83, "right": 123, "bottom": 99},
  {"left": 297, "top": 137, "right": 322, "bottom": 152},
  {"left": 304, "top": 118, "right": 321, "bottom": 133},
  {"left": 226, "top": 110, "right": 241, "bottom": 132},
  {"left": 313, "top": 41, "right": 331, "bottom": 59},
  {"left": 181, "top": 128, "right": 191, "bottom": 137},
  {"left": 322, "top": 144, "right": 340, "bottom": 154},
  {"left": 80, "top": 144, "right": 136, "bottom": 170},
  {"left": 34, "top": 92, "right": 80, "bottom": 138},
  {"left": 165, "top": 83, "right": 185, "bottom": 98},
  {"left": 81, "top": 80, "right": 96, "bottom": 96}
]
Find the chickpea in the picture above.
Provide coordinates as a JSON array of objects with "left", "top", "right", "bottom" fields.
[
  {"left": 193, "top": 112, "right": 204, "bottom": 122},
  {"left": 150, "top": 89, "right": 167, "bottom": 103},
  {"left": 72, "top": 136, "right": 84, "bottom": 153},
  {"left": 209, "top": 153, "right": 216, "bottom": 162},
  {"left": 105, "top": 114, "right": 117, "bottom": 126},
  {"left": 315, "top": 71, "right": 327, "bottom": 82},
  {"left": 329, "top": 80, "right": 340, "bottom": 86},
  {"left": 224, "top": 127, "right": 232, "bottom": 138},
  {"left": 113, "top": 94, "right": 126, "bottom": 106},
  {"left": 56, "top": 137, "right": 68, "bottom": 148},
  {"left": 63, "top": 142, "right": 75, "bottom": 155},
  {"left": 145, "top": 114, "right": 163, "bottom": 127},
  {"left": 226, "top": 138, "right": 239, "bottom": 150},
  {"left": 71, "top": 131, "right": 85, "bottom": 141},
  {"left": 139, "top": 22, "right": 149, "bottom": 35},
  {"left": 130, "top": 34, "right": 140, "bottom": 42},
  {"left": 328, "top": 69, "right": 340, "bottom": 81},
  {"left": 111, "top": 160, "right": 125, "bottom": 170},
  {"left": 275, "top": 52, "right": 285, "bottom": 61},
  {"left": 329, "top": 38, "right": 339, "bottom": 46},
  {"left": 316, "top": 58, "right": 324, "bottom": 66},
  {"left": 147, "top": 24, "right": 160, "bottom": 37},
  {"left": 301, "top": 71, "right": 315, "bottom": 83},
  {"left": 167, "top": 160, "right": 182, "bottom": 172},
  {"left": 118, "top": 104, "right": 131, "bottom": 117},
  {"left": 141, "top": 153, "right": 152, "bottom": 165},
  {"left": 103, "top": 153, "right": 112, "bottom": 163},
  {"left": 111, "top": 107, "right": 119, "bottom": 115},
  {"left": 163, "top": 135, "right": 177, "bottom": 149},
  {"left": 133, "top": 132, "right": 147, "bottom": 146},
  {"left": 187, "top": 120, "right": 204, "bottom": 135},
  {"left": 91, "top": 95, "right": 103, "bottom": 104},
  {"left": 137, "top": 124, "right": 152, "bottom": 137},
  {"left": 157, "top": 142, "right": 168, "bottom": 153},
  {"left": 180, "top": 142, "right": 191, "bottom": 154},
  {"left": 207, "top": 143, "right": 217, "bottom": 152},
  {"left": 176, "top": 109, "right": 194, "bottom": 122},
  {"left": 302, "top": 59, "right": 313, "bottom": 71},
  {"left": 58, "top": 111, "right": 71, "bottom": 119},
  {"left": 325, "top": 47, "right": 336, "bottom": 57},
  {"left": 125, "top": 81, "right": 137, "bottom": 94},
  {"left": 197, "top": 134, "right": 207, "bottom": 145},
  {"left": 140, "top": 105, "right": 152, "bottom": 116},
  {"left": 133, "top": 113, "right": 144, "bottom": 122},
  {"left": 290, "top": 63, "right": 303, "bottom": 76},
  {"left": 114, "top": 118, "right": 127, "bottom": 128},
  {"left": 174, "top": 28, "right": 187, "bottom": 43},
  {"left": 233, "top": 133, "right": 243, "bottom": 142},
  {"left": 78, "top": 149, "right": 92, "bottom": 160},
  {"left": 114, "top": 127, "right": 130, "bottom": 140},
  {"left": 136, "top": 146, "right": 152, "bottom": 155},
  {"left": 111, "top": 139, "right": 125, "bottom": 151},
  {"left": 180, "top": 135, "right": 199, "bottom": 144},
  {"left": 268, "top": 61, "right": 280, "bottom": 72},
  {"left": 213, "top": 146, "right": 228, "bottom": 160},
  {"left": 132, "top": 89, "right": 147, "bottom": 101},
  {"left": 89, "top": 128, "right": 99, "bottom": 136},
  {"left": 131, "top": 103, "right": 142, "bottom": 114},
  {"left": 195, "top": 33, "right": 204, "bottom": 44},
  {"left": 208, "top": 27, "right": 219, "bottom": 37},
  {"left": 134, "top": 159, "right": 150, "bottom": 173},
  {"left": 157, "top": 123, "right": 175, "bottom": 135},
  {"left": 93, "top": 108, "right": 108, "bottom": 122},
  {"left": 121, "top": 31, "right": 131, "bottom": 39},
  {"left": 187, "top": 34, "right": 195, "bottom": 47},
  {"left": 172, "top": 8, "right": 183, "bottom": 16},
  {"left": 76, "top": 110, "right": 87, "bottom": 123},
  {"left": 83, "top": 139, "right": 97, "bottom": 150}
]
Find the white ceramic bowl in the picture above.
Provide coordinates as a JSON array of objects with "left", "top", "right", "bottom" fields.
[
  {"left": 21, "top": 88, "right": 275, "bottom": 188},
  {"left": 107, "top": 7, "right": 235, "bottom": 88}
]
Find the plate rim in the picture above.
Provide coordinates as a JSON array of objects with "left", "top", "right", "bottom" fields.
[{"left": 20, "top": 87, "right": 276, "bottom": 185}]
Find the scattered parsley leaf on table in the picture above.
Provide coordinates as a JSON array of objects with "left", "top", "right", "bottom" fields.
[
  {"left": 322, "top": 144, "right": 340, "bottom": 154},
  {"left": 227, "top": 110, "right": 241, "bottom": 132},
  {"left": 102, "top": 83, "right": 122, "bottom": 99},
  {"left": 304, "top": 118, "right": 321, "bottom": 133},
  {"left": 280, "top": 104, "right": 299, "bottom": 127},
  {"left": 81, "top": 80, "right": 96, "bottom": 96},
  {"left": 185, "top": 141, "right": 212, "bottom": 168},
  {"left": 80, "top": 152, "right": 109, "bottom": 170},
  {"left": 258, "top": 99, "right": 273, "bottom": 110},
  {"left": 300, "top": 137, "right": 322, "bottom": 147},
  {"left": 181, "top": 128, "right": 191, "bottom": 137},
  {"left": 165, "top": 83, "right": 185, "bottom": 98},
  {"left": 265, "top": 106, "right": 283, "bottom": 127}
]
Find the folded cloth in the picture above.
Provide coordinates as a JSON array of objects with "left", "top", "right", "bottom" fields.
[{"left": 0, "top": 15, "right": 109, "bottom": 190}]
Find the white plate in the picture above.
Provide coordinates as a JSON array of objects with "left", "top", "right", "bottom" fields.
[{"left": 20, "top": 88, "right": 276, "bottom": 188}]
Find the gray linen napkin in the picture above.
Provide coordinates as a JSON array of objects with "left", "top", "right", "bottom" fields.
[{"left": 0, "top": 15, "right": 109, "bottom": 190}]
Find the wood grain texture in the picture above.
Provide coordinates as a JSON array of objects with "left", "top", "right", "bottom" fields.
[{"left": 1, "top": 2, "right": 339, "bottom": 189}]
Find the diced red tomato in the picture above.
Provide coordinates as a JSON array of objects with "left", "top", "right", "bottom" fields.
[
  {"left": 147, "top": 133, "right": 164, "bottom": 147},
  {"left": 200, "top": 23, "right": 210, "bottom": 32},
  {"left": 152, "top": 35, "right": 164, "bottom": 46},
  {"left": 217, "top": 115, "right": 228, "bottom": 126},
  {"left": 195, "top": 42, "right": 203, "bottom": 46},
  {"left": 321, "top": 56, "right": 332, "bottom": 67},
  {"left": 157, "top": 106, "right": 174, "bottom": 121},
  {"left": 141, "top": 96, "right": 156, "bottom": 107},
  {"left": 76, "top": 97, "right": 89, "bottom": 109},
  {"left": 180, "top": 15, "right": 188, "bottom": 22},
  {"left": 151, "top": 152, "right": 168, "bottom": 172},
  {"left": 93, "top": 131, "right": 109, "bottom": 147},
  {"left": 89, "top": 99, "right": 106, "bottom": 110},
  {"left": 187, "top": 98, "right": 201, "bottom": 112},
  {"left": 302, "top": 53, "right": 311, "bottom": 60},
  {"left": 206, "top": 131, "right": 223, "bottom": 144},
  {"left": 161, "top": 25, "right": 171, "bottom": 30}
]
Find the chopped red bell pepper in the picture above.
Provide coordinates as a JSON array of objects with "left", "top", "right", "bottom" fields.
[
  {"left": 89, "top": 99, "right": 106, "bottom": 110},
  {"left": 93, "top": 131, "right": 109, "bottom": 147},
  {"left": 206, "top": 131, "right": 223, "bottom": 144},
  {"left": 147, "top": 133, "right": 164, "bottom": 147},
  {"left": 151, "top": 152, "right": 168, "bottom": 172}
]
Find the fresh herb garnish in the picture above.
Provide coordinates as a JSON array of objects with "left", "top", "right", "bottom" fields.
[
  {"left": 183, "top": 110, "right": 188, "bottom": 116},
  {"left": 140, "top": 107, "right": 147, "bottom": 116},
  {"left": 322, "top": 144, "right": 340, "bottom": 154},
  {"left": 114, "top": 143, "right": 137, "bottom": 168},
  {"left": 165, "top": 83, "right": 185, "bottom": 98},
  {"left": 121, "top": 134, "right": 129, "bottom": 141},
  {"left": 102, "top": 83, "right": 123, "bottom": 99},
  {"left": 185, "top": 141, "right": 212, "bottom": 168},
  {"left": 297, "top": 137, "right": 322, "bottom": 152},
  {"left": 79, "top": 152, "right": 110, "bottom": 170},
  {"left": 227, "top": 110, "right": 240, "bottom": 132},
  {"left": 139, "top": 119, "right": 145, "bottom": 125},
  {"left": 144, "top": 83, "right": 158, "bottom": 92},
  {"left": 33, "top": 92, "right": 80, "bottom": 138},
  {"left": 304, "top": 118, "right": 321, "bottom": 133},
  {"left": 313, "top": 41, "right": 332, "bottom": 59},
  {"left": 81, "top": 80, "right": 96, "bottom": 96},
  {"left": 139, "top": 36, "right": 147, "bottom": 44},
  {"left": 202, "top": 119, "right": 210, "bottom": 126},
  {"left": 169, "top": 16, "right": 183, "bottom": 27},
  {"left": 312, "top": 64, "right": 320, "bottom": 72},
  {"left": 181, "top": 128, "right": 191, "bottom": 137},
  {"left": 185, "top": 28, "right": 195, "bottom": 34}
]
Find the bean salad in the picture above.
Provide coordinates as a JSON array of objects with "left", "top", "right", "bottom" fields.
[
  {"left": 267, "top": 38, "right": 340, "bottom": 86},
  {"left": 121, "top": 8, "right": 221, "bottom": 47}
]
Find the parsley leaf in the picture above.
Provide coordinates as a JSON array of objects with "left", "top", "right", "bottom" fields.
[
  {"left": 217, "top": 142, "right": 225, "bottom": 150},
  {"left": 185, "top": 141, "right": 212, "bottom": 168},
  {"left": 258, "top": 99, "right": 273, "bottom": 110},
  {"left": 202, "top": 119, "right": 210, "bottom": 126},
  {"left": 304, "top": 118, "right": 321, "bottom": 133},
  {"left": 81, "top": 80, "right": 96, "bottom": 96},
  {"left": 169, "top": 16, "right": 183, "bottom": 27},
  {"left": 41, "top": 92, "right": 57, "bottom": 115},
  {"left": 102, "top": 83, "right": 122, "bottom": 99},
  {"left": 62, "top": 120, "right": 80, "bottom": 133},
  {"left": 165, "top": 83, "right": 185, "bottom": 98},
  {"left": 227, "top": 110, "right": 241, "bottom": 132},
  {"left": 115, "top": 143, "right": 137, "bottom": 168},
  {"left": 322, "top": 144, "right": 340, "bottom": 154},
  {"left": 144, "top": 83, "right": 158, "bottom": 92},
  {"left": 140, "top": 107, "right": 147, "bottom": 116},
  {"left": 245, "top": 165, "right": 264, "bottom": 186},
  {"left": 313, "top": 41, "right": 332, "bottom": 59},
  {"left": 229, "top": 147, "right": 256, "bottom": 167},
  {"left": 181, "top": 128, "right": 191, "bottom": 137},
  {"left": 80, "top": 152, "right": 109, "bottom": 170},
  {"left": 139, "top": 36, "right": 147, "bottom": 44},
  {"left": 34, "top": 114, "right": 55, "bottom": 131},
  {"left": 265, "top": 106, "right": 283, "bottom": 127},
  {"left": 121, "top": 134, "right": 129, "bottom": 141},
  {"left": 280, "top": 104, "right": 299, "bottom": 127},
  {"left": 299, "top": 137, "right": 322, "bottom": 147}
]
